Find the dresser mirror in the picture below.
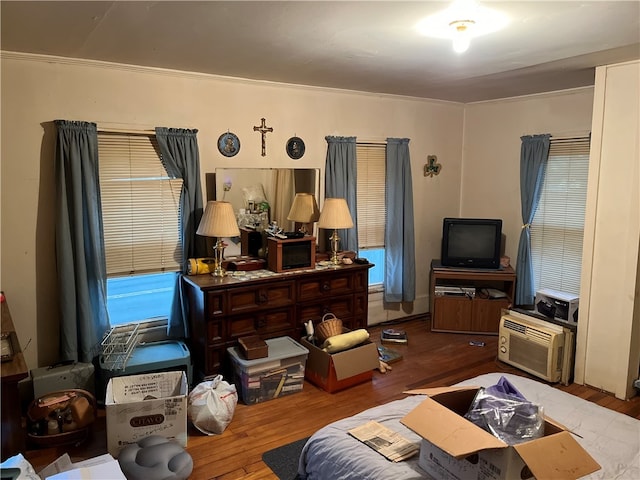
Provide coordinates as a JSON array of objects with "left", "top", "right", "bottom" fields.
[{"left": 209, "top": 168, "right": 321, "bottom": 232}]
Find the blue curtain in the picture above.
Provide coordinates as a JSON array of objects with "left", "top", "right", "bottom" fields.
[
  {"left": 515, "top": 134, "right": 550, "bottom": 306},
  {"left": 324, "top": 136, "right": 358, "bottom": 252},
  {"left": 384, "top": 138, "right": 416, "bottom": 302},
  {"left": 155, "top": 128, "right": 207, "bottom": 337},
  {"left": 54, "top": 120, "right": 110, "bottom": 363}
]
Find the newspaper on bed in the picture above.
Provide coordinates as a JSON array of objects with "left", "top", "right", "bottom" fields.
[{"left": 347, "top": 420, "right": 419, "bottom": 462}]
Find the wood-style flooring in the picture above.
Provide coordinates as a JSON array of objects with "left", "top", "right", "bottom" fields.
[{"left": 22, "top": 316, "right": 640, "bottom": 479}]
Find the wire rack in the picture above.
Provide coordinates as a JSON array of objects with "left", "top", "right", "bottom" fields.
[{"left": 100, "top": 323, "right": 140, "bottom": 371}]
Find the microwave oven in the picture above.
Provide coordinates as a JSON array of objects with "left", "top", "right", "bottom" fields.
[{"left": 267, "top": 236, "right": 316, "bottom": 272}]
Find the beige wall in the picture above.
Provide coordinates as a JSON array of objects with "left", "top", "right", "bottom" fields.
[
  {"left": 461, "top": 88, "right": 595, "bottom": 263},
  {"left": 1, "top": 53, "right": 464, "bottom": 369}
]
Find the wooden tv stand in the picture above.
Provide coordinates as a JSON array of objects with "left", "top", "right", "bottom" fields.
[{"left": 430, "top": 260, "right": 516, "bottom": 334}]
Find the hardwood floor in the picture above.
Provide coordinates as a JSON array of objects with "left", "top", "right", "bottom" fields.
[{"left": 22, "top": 316, "right": 640, "bottom": 479}]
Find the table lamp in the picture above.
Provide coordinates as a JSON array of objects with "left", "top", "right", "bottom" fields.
[
  {"left": 287, "top": 193, "right": 320, "bottom": 235},
  {"left": 317, "top": 198, "right": 354, "bottom": 265},
  {"left": 196, "top": 201, "right": 240, "bottom": 276}
]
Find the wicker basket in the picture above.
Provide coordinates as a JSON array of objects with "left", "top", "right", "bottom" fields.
[
  {"left": 316, "top": 313, "right": 343, "bottom": 343},
  {"left": 27, "top": 389, "right": 96, "bottom": 448}
]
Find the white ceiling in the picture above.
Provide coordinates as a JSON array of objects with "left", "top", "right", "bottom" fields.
[{"left": 1, "top": 1, "right": 639, "bottom": 103}]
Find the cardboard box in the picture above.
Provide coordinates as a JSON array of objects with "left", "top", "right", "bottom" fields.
[
  {"left": 300, "top": 332, "right": 379, "bottom": 393},
  {"left": 105, "top": 371, "right": 188, "bottom": 457},
  {"left": 228, "top": 336, "right": 308, "bottom": 404},
  {"left": 535, "top": 288, "right": 579, "bottom": 324},
  {"left": 401, "top": 386, "right": 600, "bottom": 480}
]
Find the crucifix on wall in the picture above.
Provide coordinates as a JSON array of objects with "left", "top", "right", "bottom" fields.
[{"left": 253, "top": 117, "right": 273, "bottom": 157}]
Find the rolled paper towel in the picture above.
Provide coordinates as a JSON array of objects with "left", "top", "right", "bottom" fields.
[{"left": 322, "top": 329, "right": 370, "bottom": 353}]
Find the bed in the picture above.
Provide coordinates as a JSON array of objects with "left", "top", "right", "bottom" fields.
[{"left": 297, "top": 373, "right": 640, "bottom": 479}]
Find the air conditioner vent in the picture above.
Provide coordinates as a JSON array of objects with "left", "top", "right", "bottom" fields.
[
  {"left": 503, "top": 318, "right": 552, "bottom": 346},
  {"left": 503, "top": 318, "right": 526, "bottom": 334}
]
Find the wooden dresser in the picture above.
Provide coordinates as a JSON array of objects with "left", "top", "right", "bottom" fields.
[{"left": 182, "top": 263, "right": 372, "bottom": 381}]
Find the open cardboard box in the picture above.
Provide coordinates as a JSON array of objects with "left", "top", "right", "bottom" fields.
[
  {"left": 105, "top": 371, "right": 188, "bottom": 457},
  {"left": 401, "top": 386, "right": 601, "bottom": 480},
  {"left": 300, "top": 331, "right": 379, "bottom": 393}
]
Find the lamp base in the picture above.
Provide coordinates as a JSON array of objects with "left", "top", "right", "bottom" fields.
[
  {"left": 329, "top": 229, "right": 342, "bottom": 266},
  {"left": 211, "top": 239, "right": 227, "bottom": 277},
  {"left": 211, "top": 265, "right": 226, "bottom": 277}
]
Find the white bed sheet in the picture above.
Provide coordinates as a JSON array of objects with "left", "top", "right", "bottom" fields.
[{"left": 297, "top": 373, "right": 640, "bottom": 479}]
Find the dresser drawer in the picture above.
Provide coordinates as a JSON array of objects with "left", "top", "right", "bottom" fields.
[
  {"left": 207, "top": 320, "right": 225, "bottom": 345},
  {"left": 298, "top": 294, "right": 354, "bottom": 322},
  {"left": 227, "top": 281, "right": 295, "bottom": 315},
  {"left": 353, "top": 292, "right": 368, "bottom": 317},
  {"left": 227, "top": 307, "right": 296, "bottom": 339},
  {"left": 207, "top": 291, "right": 225, "bottom": 318},
  {"left": 206, "top": 346, "right": 224, "bottom": 374},
  {"left": 297, "top": 271, "right": 356, "bottom": 301}
]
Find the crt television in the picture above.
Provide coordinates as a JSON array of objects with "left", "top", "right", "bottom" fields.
[{"left": 441, "top": 218, "right": 502, "bottom": 269}]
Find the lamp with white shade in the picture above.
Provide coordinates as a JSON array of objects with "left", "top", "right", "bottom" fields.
[
  {"left": 287, "top": 193, "right": 320, "bottom": 235},
  {"left": 196, "top": 201, "right": 240, "bottom": 277},
  {"left": 317, "top": 198, "right": 354, "bottom": 266}
]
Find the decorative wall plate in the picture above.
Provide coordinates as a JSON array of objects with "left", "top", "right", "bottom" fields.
[
  {"left": 218, "top": 132, "right": 240, "bottom": 157},
  {"left": 286, "top": 136, "right": 305, "bottom": 159}
]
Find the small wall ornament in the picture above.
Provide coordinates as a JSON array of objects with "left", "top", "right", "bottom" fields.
[
  {"left": 286, "top": 136, "right": 305, "bottom": 159},
  {"left": 217, "top": 132, "right": 240, "bottom": 157},
  {"left": 424, "top": 155, "right": 442, "bottom": 177},
  {"left": 253, "top": 117, "right": 273, "bottom": 157}
]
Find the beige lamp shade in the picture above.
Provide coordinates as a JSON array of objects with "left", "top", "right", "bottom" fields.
[
  {"left": 287, "top": 193, "right": 320, "bottom": 223},
  {"left": 317, "top": 198, "right": 354, "bottom": 229},
  {"left": 196, "top": 201, "right": 240, "bottom": 238}
]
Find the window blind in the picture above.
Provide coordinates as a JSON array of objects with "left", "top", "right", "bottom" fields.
[
  {"left": 530, "top": 136, "right": 590, "bottom": 295},
  {"left": 98, "top": 133, "right": 183, "bottom": 276},
  {"left": 356, "top": 143, "right": 386, "bottom": 248}
]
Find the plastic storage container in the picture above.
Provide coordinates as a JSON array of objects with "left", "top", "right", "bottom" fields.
[{"left": 228, "top": 336, "right": 308, "bottom": 404}]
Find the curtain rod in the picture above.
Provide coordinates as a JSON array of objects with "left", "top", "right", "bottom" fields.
[
  {"left": 97, "top": 126, "right": 156, "bottom": 135},
  {"left": 550, "top": 130, "right": 590, "bottom": 141}
]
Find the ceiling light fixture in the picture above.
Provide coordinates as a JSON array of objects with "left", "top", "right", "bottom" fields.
[
  {"left": 450, "top": 19, "right": 475, "bottom": 53},
  {"left": 416, "top": 0, "right": 508, "bottom": 54}
]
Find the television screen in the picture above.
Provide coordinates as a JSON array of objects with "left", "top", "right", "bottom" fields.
[{"left": 441, "top": 218, "right": 502, "bottom": 269}]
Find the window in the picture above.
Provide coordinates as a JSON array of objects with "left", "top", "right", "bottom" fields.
[
  {"left": 530, "top": 136, "right": 590, "bottom": 295},
  {"left": 356, "top": 143, "right": 386, "bottom": 286},
  {"left": 98, "top": 132, "right": 183, "bottom": 326}
]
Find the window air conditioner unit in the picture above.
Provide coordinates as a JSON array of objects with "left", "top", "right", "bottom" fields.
[{"left": 498, "top": 313, "right": 565, "bottom": 383}]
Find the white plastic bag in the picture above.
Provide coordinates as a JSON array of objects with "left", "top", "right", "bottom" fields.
[{"left": 188, "top": 375, "right": 238, "bottom": 435}]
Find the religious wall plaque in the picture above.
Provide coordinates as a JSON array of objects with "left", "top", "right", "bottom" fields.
[
  {"left": 286, "top": 136, "right": 305, "bottom": 159},
  {"left": 253, "top": 118, "right": 273, "bottom": 157},
  {"left": 218, "top": 132, "right": 240, "bottom": 157}
]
